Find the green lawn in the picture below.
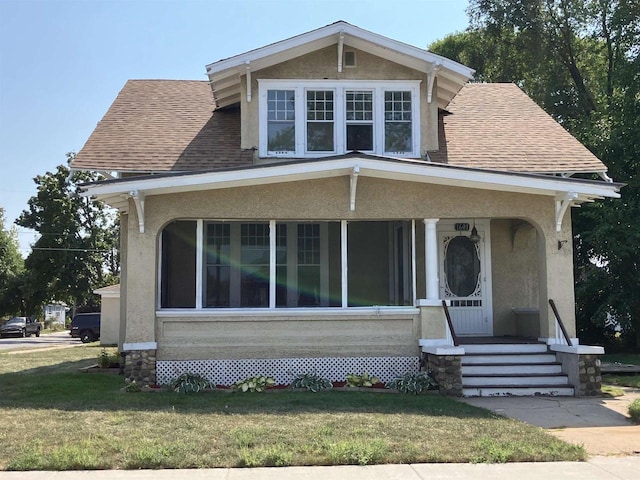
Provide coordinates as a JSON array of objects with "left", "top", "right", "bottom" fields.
[{"left": 0, "top": 346, "right": 585, "bottom": 470}]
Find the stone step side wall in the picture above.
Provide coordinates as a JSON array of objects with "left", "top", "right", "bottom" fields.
[
  {"left": 124, "top": 349, "right": 157, "bottom": 385},
  {"left": 423, "top": 353, "right": 463, "bottom": 396}
]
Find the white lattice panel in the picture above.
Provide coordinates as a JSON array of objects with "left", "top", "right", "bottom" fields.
[{"left": 157, "top": 356, "right": 419, "bottom": 386}]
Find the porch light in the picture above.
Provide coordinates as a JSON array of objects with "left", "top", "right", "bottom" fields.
[{"left": 469, "top": 221, "right": 481, "bottom": 244}]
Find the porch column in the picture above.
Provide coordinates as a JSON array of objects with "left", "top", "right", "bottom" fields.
[{"left": 423, "top": 218, "right": 439, "bottom": 300}]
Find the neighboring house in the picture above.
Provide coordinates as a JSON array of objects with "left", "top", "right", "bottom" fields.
[
  {"left": 44, "top": 303, "right": 66, "bottom": 325},
  {"left": 72, "top": 21, "right": 621, "bottom": 396},
  {"left": 93, "top": 284, "right": 120, "bottom": 346}
]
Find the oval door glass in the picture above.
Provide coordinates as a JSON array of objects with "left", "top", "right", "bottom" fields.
[{"left": 444, "top": 236, "right": 480, "bottom": 297}]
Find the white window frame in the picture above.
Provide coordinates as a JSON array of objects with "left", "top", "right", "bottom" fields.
[{"left": 258, "top": 80, "right": 421, "bottom": 158}]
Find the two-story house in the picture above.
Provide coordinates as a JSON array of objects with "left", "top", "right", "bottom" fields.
[{"left": 72, "top": 21, "right": 621, "bottom": 396}]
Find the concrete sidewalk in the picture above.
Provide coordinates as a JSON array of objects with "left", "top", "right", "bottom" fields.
[
  {"left": 462, "top": 388, "right": 640, "bottom": 456},
  {"left": 1, "top": 456, "right": 639, "bottom": 480}
]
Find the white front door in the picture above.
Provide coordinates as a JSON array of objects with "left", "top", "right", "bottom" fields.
[{"left": 438, "top": 221, "right": 492, "bottom": 336}]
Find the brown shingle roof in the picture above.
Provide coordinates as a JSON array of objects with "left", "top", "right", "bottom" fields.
[
  {"left": 72, "top": 81, "right": 606, "bottom": 175},
  {"left": 72, "top": 80, "right": 253, "bottom": 172},
  {"left": 429, "top": 83, "right": 606, "bottom": 173}
]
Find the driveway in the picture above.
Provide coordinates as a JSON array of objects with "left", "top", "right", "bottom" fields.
[
  {"left": 0, "top": 330, "right": 79, "bottom": 352},
  {"left": 462, "top": 389, "right": 640, "bottom": 455}
]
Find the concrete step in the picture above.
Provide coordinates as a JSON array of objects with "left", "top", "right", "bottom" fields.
[
  {"left": 463, "top": 386, "right": 575, "bottom": 397},
  {"left": 462, "top": 353, "right": 557, "bottom": 365},
  {"left": 462, "top": 343, "right": 548, "bottom": 354},
  {"left": 463, "top": 373, "right": 569, "bottom": 387},
  {"left": 462, "top": 363, "right": 563, "bottom": 375}
]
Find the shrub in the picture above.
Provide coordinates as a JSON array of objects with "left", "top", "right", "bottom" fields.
[
  {"left": 629, "top": 399, "right": 640, "bottom": 423},
  {"left": 385, "top": 371, "right": 436, "bottom": 394},
  {"left": 290, "top": 373, "right": 333, "bottom": 392},
  {"left": 233, "top": 375, "right": 276, "bottom": 393},
  {"left": 97, "top": 348, "right": 120, "bottom": 368},
  {"left": 169, "top": 373, "right": 212, "bottom": 393},
  {"left": 125, "top": 380, "right": 142, "bottom": 393},
  {"left": 345, "top": 372, "right": 380, "bottom": 388}
]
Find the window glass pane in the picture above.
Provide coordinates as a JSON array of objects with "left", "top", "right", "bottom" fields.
[
  {"left": 346, "top": 91, "right": 373, "bottom": 121},
  {"left": 161, "top": 221, "right": 196, "bottom": 308},
  {"left": 267, "top": 90, "right": 295, "bottom": 152},
  {"left": 444, "top": 236, "right": 481, "bottom": 297},
  {"left": 306, "top": 91, "right": 334, "bottom": 152},
  {"left": 241, "top": 266, "right": 269, "bottom": 307},
  {"left": 346, "top": 124, "right": 373, "bottom": 151},
  {"left": 204, "top": 223, "right": 231, "bottom": 307},
  {"left": 307, "top": 123, "right": 334, "bottom": 151},
  {"left": 384, "top": 91, "right": 412, "bottom": 153}
]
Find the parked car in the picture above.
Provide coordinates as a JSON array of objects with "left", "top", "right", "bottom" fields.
[
  {"left": 69, "top": 313, "right": 101, "bottom": 343},
  {"left": 0, "top": 317, "right": 41, "bottom": 338}
]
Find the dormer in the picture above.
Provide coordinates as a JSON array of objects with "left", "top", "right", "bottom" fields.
[{"left": 205, "top": 21, "right": 474, "bottom": 160}]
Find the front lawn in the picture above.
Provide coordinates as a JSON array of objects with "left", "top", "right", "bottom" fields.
[{"left": 0, "top": 346, "right": 585, "bottom": 470}]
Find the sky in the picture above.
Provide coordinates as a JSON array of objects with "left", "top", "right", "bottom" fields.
[{"left": 0, "top": 0, "right": 470, "bottom": 256}]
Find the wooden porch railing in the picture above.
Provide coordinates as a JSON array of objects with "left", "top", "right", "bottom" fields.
[
  {"left": 442, "top": 300, "right": 459, "bottom": 347},
  {"left": 549, "top": 299, "right": 573, "bottom": 347}
]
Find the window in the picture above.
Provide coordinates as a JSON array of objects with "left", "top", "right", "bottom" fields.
[
  {"left": 160, "top": 220, "right": 413, "bottom": 310},
  {"left": 259, "top": 80, "right": 420, "bottom": 158},
  {"left": 345, "top": 91, "right": 373, "bottom": 151},
  {"left": 267, "top": 90, "right": 295, "bottom": 153},
  {"left": 306, "top": 90, "right": 334, "bottom": 152}
]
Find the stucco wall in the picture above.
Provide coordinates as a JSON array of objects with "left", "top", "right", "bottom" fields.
[
  {"left": 240, "top": 45, "right": 437, "bottom": 153},
  {"left": 490, "top": 219, "right": 540, "bottom": 336},
  {"left": 100, "top": 296, "right": 120, "bottom": 346},
  {"left": 121, "top": 175, "right": 576, "bottom": 356},
  {"left": 157, "top": 314, "right": 419, "bottom": 360}
]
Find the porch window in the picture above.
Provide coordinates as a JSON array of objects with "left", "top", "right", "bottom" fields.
[
  {"left": 259, "top": 80, "right": 420, "bottom": 158},
  {"left": 159, "top": 220, "right": 413, "bottom": 310}
]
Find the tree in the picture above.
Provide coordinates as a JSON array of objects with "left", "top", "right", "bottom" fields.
[
  {"left": 16, "top": 154, "right": 119, "bottom": 315},
  {"left": 430, "top": 0, "right": 640, "bottom": 347},
  {"left": 0, "top": 207, "right": 24, "bottom": 317}
]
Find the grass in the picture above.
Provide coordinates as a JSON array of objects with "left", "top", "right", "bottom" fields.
[
  {"left": 0, "top": 346, "right": 586, "bottom": 470},
  {"left": 602, "top": 353, "right": 640, "bottom": 365},
  {"left": 629, "top": 399, "right": 640, "bottom": 424},
  {"left": 602, "top": 374, "right": 640, "bottom": 389}
]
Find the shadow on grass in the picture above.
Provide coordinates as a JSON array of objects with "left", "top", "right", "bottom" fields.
[{"left": 0, "top": 358, "right": 497, "bottom": 420}]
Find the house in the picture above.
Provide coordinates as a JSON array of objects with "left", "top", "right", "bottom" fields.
[{"left": 72, "top": 21, "right": 621, "bottom": 396}]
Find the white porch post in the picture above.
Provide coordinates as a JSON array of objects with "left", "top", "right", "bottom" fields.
[
  {"left": 411, "top": 219, "right": 417, "bottom": 306},
  {"left": 269, "top": 220, "right": 276, "bottom": 309},
  {"left": 423, "top": 218, "right": 439, "bottom": 300},
  {"left": 341, "top": 220, "right": 348, "bottom": 308},
  {"left": 195, "top": 220, "right": 203, "bottom": 309}
]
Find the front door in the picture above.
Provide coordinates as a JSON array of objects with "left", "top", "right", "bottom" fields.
[{"left": 438, "top": 222, "right": 492, "bottom": 336}]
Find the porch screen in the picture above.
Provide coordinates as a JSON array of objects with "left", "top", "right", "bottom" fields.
[{"left": 160, "top": 220, "right": 196, "bottom": 308}]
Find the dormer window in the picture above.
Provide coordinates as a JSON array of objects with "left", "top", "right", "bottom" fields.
[{"left": 259, "top": 80, "right": 420, "bottom": 158}]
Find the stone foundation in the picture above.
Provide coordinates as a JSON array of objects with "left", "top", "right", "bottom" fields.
[
  {"left": 124, "top": 349, "right": 157, "bottom": 385},
  {"left": 578, "top": 354, "right": 602, "bottom": 397},
  {"left": 423, "top": 353, "right": 463, "bottom": 396}
]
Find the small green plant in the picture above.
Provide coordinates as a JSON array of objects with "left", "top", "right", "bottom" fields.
[
  {"left": 169, "top": 373, "right": 212, "bottom": 393},
  {"left": 233, "top": 375, "right": 276, "bottom": 393},
  {"left": 97, "top": 348, "right": 119, "bottom": 368},
  {"left": 345, "top": 372, "right": 380, "bottom": 388},
  {"left": 629, "top": 399, "right": 640, "bottom": 423},
  {"left": 125, "top": 380, "right": 142, "bottom": 393},
  {"left": 386, "top": 371, "right": 436, "bottom": 394},
  {"left": 290, "top": 373, "right": 333, "bottom": 392}
]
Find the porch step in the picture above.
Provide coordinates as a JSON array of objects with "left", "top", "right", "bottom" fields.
[
  {"left": 458, "top": 343, "right": 574, "bottom": 397},
  {"left": 462, "top": 363, "right": 563, "bottom": 375},
  {"left": 462, "top": 353, "right": 557, "bottom": 365},
  {"left": 463, "top": 373, "right": 569, "bottom": 387},
  {"left": 462, "top": 343, "right": 548, "bottom": 354},
  {"left": 462, "top": 386, "right": 575, "bottom": 397}
]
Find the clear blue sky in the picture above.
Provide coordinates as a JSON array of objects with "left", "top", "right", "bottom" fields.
[{"left": 0, "top": 0, "right": 470, "bottom": 256}]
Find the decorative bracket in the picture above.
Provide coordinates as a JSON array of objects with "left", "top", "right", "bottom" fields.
[
  {"left": 130, "top": 190, "right": 145, "bottom": 233},
  {"left": 555, "top": 192, "right": 578, "bottom": 233},
  {"left": 427, "top": 62, "right": 442, "bottom": 104},
  {"left": 349, "top": 165, "right": 360, "bottom": 211},
  {"left": 337, "top": 31, "right": 345, "bottom": 73},
  {"left": 245, "top": 61, "right": 252, "bottom": 102}
]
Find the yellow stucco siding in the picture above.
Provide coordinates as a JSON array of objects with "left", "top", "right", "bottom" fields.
[
  {"left": 240, "top": 45, "right": 436, "bottom": 153},
  {"left": 157, "top": 315, "right": 419, "bottom": 360},
  {"left": 121, "top": 175, "right": 576, "bottom": 354}
]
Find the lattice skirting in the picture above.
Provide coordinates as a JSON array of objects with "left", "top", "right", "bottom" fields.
[{"left": 157, "top": 356, "right": 420, "bottom": 386}]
